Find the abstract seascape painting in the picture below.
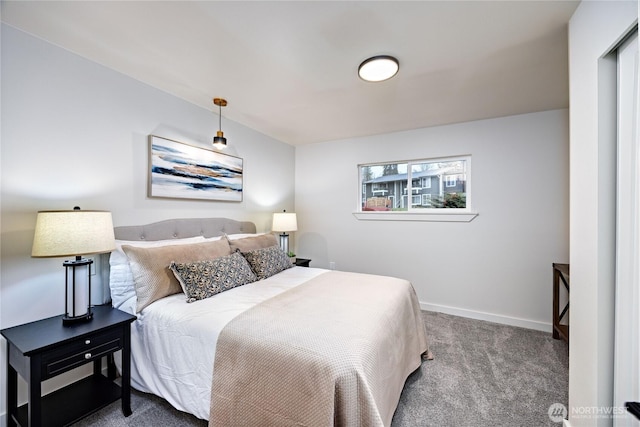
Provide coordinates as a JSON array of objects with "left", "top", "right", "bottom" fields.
[{"left": 149, "top": 135, "right": 243, "bottom": 202}]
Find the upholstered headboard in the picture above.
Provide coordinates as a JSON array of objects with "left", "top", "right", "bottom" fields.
[{"left": 113, "top": 217, "right": 256, "bottom": 241}]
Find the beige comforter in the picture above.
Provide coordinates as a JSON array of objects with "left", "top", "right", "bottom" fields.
[{"left": 209, "top": 270, "right": 429, "bottom": 427}]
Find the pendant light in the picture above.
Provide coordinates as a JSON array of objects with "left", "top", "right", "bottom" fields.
[{"left": 213, "top": 98, "right": 228, "bottom": 148}]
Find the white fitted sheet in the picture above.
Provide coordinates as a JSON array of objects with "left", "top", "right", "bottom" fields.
[{"left": 118, "top": 266, "right": 329, "bottom": 420}]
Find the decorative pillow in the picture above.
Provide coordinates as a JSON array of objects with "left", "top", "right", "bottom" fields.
[
  {"left": 109, "top": 236, "right": 206, "bottom": 309},
  {"left": 170, "top": 252, "right": 257, "bottom": 303},
  {"left": 122, "top": 239, "right": 231, "bottom": 312},
  {"left": 227, "top": 233, "right": 278, "bottom": 253},
  {"left": 242, "top": 245, "right": 293, "bottom": 280}
]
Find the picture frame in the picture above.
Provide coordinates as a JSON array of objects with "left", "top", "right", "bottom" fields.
[{"left": 148, "top": 135, "right": 243, "bottom": 202}]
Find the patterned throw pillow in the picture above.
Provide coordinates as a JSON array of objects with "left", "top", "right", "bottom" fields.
[
  {"left": 170, "top": 252, "right": 257, "bottom": 303},
  {"left": 242, "top": 245, "right": 293, "bottom": 280}
]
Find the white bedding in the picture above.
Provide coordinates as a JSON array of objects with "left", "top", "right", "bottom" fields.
[{"left": 118, "top": 266, "right": 329, "bottom": 420}]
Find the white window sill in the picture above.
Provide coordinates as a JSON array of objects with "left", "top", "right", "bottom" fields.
[{"left": 352, "top": 211, "right": 478, "bottom": 222}]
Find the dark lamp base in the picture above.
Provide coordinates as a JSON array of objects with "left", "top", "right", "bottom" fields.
[{"left": 62, "top": 311, "right": 93, "bottom": 326}]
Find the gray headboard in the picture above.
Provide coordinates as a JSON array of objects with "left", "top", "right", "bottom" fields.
[{"left": 113, "top": 217, "right": 256, "bottom": 241}]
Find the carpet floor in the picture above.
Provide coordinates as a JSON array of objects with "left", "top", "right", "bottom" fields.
[{"left": 72, "top": 311, "right": 568, "bottom": 427}]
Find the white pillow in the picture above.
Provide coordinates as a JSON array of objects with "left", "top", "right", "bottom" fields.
[
  {"left": 109, "top": 236, "right": 205, "bottom": 309},
  {"left": 201, "top": 235, "right": 226, "bottom": 241},
  {"left": 224, "top": 233, "right": 266, "bottom": 240}
]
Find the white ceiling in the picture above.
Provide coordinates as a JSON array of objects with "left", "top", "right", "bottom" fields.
[{"left": 1, "top": 1, "right": 579, "bottom": 146}]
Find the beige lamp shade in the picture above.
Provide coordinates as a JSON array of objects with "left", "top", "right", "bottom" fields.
[
  {"left": 32, "top": 210, "right": 116, "bottom": 258},
  {"left": 272, "top": 212, "right": 298, "bottom": 232}
]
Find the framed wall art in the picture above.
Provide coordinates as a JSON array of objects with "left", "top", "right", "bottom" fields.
[{"left": 148, "top": 135, "right": 243, "bottom": 202}]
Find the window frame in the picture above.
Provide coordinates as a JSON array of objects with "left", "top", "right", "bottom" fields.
[{"left": 354, "top": 155, "right": 477, "bottom": 222}]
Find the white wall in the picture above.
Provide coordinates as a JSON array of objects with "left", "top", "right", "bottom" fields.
[
  {"left": 295, "top": 109, "right": 569, "bottom": 330},
  {"left": 0, "top": 24, "right": 294, "bottom": 421},
  {"left": 568, "top": 2, "right": 638, "bottom": 426}
]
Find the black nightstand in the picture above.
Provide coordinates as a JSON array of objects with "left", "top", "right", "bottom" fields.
[
  {"left": 295, "top": 258, "right": 311, "bottom": 267},
  {"left": 1, "top": 305, "right": 136, "bottom": 427}
]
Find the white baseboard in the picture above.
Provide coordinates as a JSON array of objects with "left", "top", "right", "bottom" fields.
[{"left": 420, "top": 301, "right": 553, "bottom": 333}]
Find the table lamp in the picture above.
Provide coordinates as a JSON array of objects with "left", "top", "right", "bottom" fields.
[
  {"left": 31, "top": 207, "right": 115, "bottom": 325},
  {"left": 272, "top": 211, "right": 297, "bottom": 255}
]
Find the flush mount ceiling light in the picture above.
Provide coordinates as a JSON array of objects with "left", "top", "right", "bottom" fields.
[
  {"left": 213, "top": 97, "right": 228, "bottom": 149},
  {"left": 358, "top": 55, "right": 399, "bottom": 82}
]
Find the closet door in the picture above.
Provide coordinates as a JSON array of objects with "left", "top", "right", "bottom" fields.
[{"left": 614, "top": 30, "right": 639, "bottom": 427}]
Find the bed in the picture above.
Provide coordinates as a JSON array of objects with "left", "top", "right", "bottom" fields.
[{"left": 108, "top": 217, "right": 429, "bottom": 426}]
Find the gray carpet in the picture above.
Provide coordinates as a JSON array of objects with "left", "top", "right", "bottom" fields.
[{"left": 72, "top": 311, "right": 568, "bottom": 427}]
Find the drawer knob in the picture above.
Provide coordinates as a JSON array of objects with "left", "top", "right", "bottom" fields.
[
  {"left": 84, "top": 353, "right": 92, "bottom": 360},
  {"left": 85, "top": 339, "right": 91, "bottom": 345}
]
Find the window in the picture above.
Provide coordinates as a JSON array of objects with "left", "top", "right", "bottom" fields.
[{"left": 358, "top": 156, "right": 470, "bottom": 213}]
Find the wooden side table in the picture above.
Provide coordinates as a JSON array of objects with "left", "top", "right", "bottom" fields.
[
  {"left": 295, "top": 258, "right": 311, "bottom": 267},
  {"left": 1, "top": 305, "right": 136, "bottom": 426},
  {"left": 552, "top": 263, "right": 570, "bottom": 342}
]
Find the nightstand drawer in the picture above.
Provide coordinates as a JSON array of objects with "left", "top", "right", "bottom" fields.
[{"left": 41, "top": 329, "right": 123, "bottom": 378}]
